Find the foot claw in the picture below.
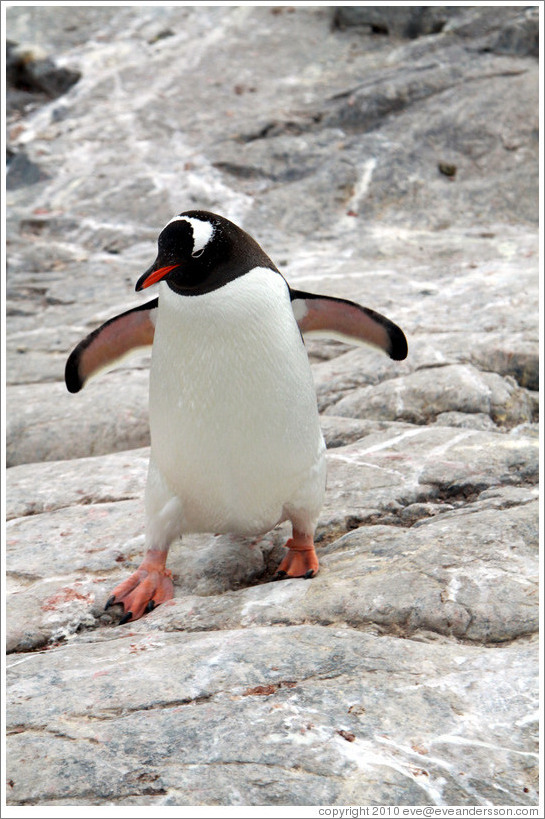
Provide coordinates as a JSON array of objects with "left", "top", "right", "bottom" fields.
[
  {"left": 275, "top": 533, "right": 319, "bottom": 578},
  {"left": 105, "top": 549, "right": 174, "bottom": 623},
  {"left": 104, "top": 595, "right": 116, "bottom": 610}
]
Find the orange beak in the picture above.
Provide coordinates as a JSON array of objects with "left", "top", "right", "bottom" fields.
[{"left": 135, "top": 264, "right": 178, "bottom": 291}]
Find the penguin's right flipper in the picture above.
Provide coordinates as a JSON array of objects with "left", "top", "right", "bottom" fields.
[{"left": 65, "top": 298, "right": 158, "bottom": 393}]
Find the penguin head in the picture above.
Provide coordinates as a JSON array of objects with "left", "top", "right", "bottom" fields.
[{"left": 135, "top": 211, "right": 276, "bottom": 296}]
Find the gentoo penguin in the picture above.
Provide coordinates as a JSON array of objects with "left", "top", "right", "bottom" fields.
[{"left": 65, "top": 211, "right": 407, "bottom": 623}]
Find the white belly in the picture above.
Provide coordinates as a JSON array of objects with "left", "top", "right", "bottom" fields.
[{"left": 148, "top": 267, "right": 325, "bottom": 535}]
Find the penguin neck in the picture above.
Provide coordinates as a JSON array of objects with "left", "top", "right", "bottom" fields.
[
  {"left": 156, "top": 267, "right": 292, "bottom": 341},
  {"left": 165, "top": 253, "right": 280, "bottom": 298}
]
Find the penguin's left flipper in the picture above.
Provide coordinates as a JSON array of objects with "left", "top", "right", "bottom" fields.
[
  {"left": 291, "top": 290, "right": 408, "bottom": 361},
  {"left": 65, "top": 299, "right": 158, "bottom": 393}
]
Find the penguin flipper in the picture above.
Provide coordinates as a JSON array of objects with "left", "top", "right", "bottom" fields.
[
  {"left": 290, "top": 290, "right": 408, "bottom": 361},
  {"left": 65, "top": 298, "right": 158, "bottom": 393}
]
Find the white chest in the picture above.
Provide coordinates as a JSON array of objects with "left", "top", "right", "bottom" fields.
[{"left": 148, "top": 268, "right": 324, "bottom": 533}]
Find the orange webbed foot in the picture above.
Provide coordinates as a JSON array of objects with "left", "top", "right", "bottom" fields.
[
  {"left": 105, "top": 549, "right": 173, "bottom": 623},
  {"left": 273, "top": 532, "right": 319, "bottom": 581}
]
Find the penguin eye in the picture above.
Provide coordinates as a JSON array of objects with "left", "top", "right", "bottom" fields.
[{"left": 192, "top": 248, "right": 204, "bottom": 259}]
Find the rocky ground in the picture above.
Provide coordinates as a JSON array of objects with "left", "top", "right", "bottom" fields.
[{"left": 4, "top": 4, "right": 540, "bottom": 808}]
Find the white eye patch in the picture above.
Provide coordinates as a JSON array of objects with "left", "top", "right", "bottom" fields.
[{"left": 165, "top": 216, "right": 215, "bottom": 256}]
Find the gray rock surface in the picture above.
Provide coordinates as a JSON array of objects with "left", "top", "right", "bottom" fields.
[{"left": 5, "top": 4, "right": 539, "bottom": 809}]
